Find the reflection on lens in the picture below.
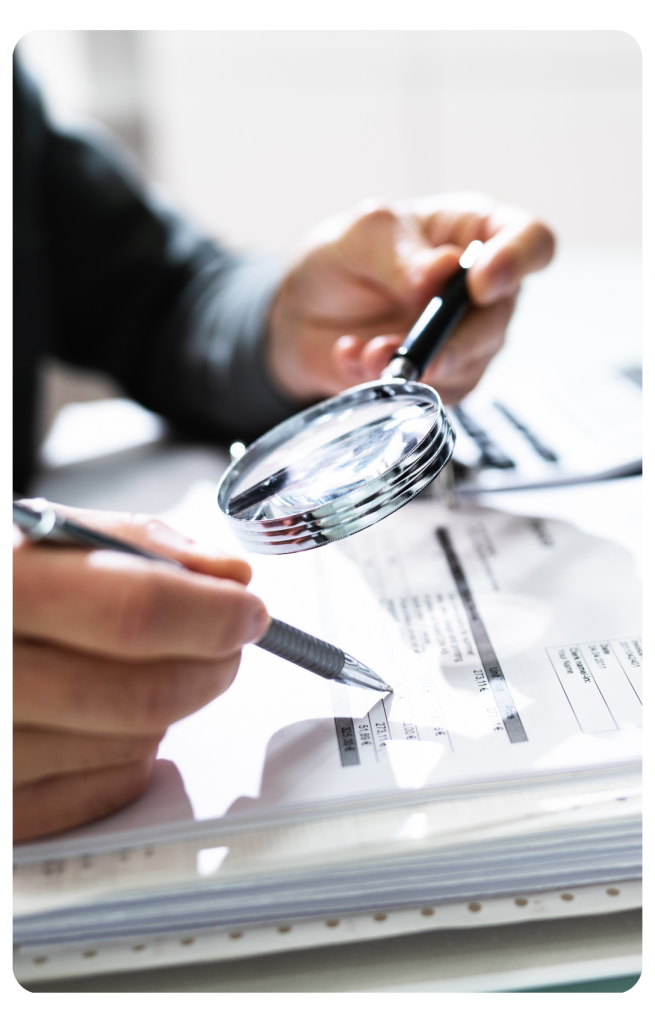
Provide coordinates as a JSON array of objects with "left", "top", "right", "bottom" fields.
[{"left": 229, "top": 395, "right": 438, "bottom": 520}]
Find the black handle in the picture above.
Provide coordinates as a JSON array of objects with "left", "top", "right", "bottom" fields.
[{"left": 392, "top": 266, "right": 470, "bottom": 379}]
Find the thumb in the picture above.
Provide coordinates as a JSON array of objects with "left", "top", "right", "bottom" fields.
[{"left": 401, "top": 244, "right": 464, "bottom": 309}]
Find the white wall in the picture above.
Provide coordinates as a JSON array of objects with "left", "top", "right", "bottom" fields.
[{"left": 20, "top": 30, "right": 641, "bottom": 254}]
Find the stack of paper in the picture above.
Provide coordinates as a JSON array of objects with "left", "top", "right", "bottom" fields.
[{"left": 14, "top": 490, "right": 642, "bottom": 969}]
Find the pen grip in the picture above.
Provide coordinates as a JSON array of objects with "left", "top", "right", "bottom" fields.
[
  {"left": 255, "top": 618, "right": 345, "bottom": 680},
  {"left": 392, "top": 266, "right": 470, "bottom": 379}
]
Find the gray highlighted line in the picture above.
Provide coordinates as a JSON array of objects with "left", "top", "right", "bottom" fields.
[
  {"left": 451, "top": 405, "right": 515, "bottom": 469},
  {"left": 334, "top": 718, "right": 360, "bottom": 766},
  {"left": 436, "top": 527, "right": 528, "bottom": 744},
  {"left": 493, "top": 401, "right": 559, "bottom": 463}
]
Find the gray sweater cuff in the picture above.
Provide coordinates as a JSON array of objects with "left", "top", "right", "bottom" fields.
[{"left": 173, "top": 251, "right": 305, "bottom": 441}]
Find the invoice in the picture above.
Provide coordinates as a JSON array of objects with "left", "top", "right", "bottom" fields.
[{"left": 135, "top": 485, "right": 641, "bottom": 826}]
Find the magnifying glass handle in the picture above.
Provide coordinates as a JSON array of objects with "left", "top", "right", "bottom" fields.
[{"left": 382, "top": 239, "right": 484, "bottom": 382}]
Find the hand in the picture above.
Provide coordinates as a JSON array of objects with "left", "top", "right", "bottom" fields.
[
  {"left": 267, "top": 192, "right": 555, "bottom": 406},
  {"left": 13, "top": 505, "right": 268, "bottom": 841}
]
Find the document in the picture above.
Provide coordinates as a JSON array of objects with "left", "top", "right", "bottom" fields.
[
  {"left": 68, "top": 480, "right": 640, "bottom": 837},
  {"left": 14, "top": 483, "right": 642, "bottom": 971},
  {"left": 448, "top": 364, "right": 642, "bottom": 493}
]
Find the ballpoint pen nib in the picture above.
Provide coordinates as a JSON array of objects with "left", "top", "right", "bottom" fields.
[{"left": 334, "top": 652, "right": 393, "bottom": 693}]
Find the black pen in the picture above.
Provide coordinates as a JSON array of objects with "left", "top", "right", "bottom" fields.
[{"left": 13, "top": 498, "right": 391, "bottom": 694}]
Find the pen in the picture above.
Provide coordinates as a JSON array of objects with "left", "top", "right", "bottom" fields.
[{"left": 13, "top": 498, "right": 391, "bottom": 694}]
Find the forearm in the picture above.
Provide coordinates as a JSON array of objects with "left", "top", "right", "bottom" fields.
[
  {"left": 33, "top": 99, "right": 300, "bottom": 442},
  {"left": 135, "top": 248, "right": 304, "bottom": 442}
]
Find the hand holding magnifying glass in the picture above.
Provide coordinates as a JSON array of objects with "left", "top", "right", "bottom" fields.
[{"left": 218, "top": 241, "right": 483, "bottom": 554}]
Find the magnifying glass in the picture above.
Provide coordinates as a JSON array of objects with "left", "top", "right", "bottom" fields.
[{"left": 217, "top": 240, "right": 484, "bottom": 554}]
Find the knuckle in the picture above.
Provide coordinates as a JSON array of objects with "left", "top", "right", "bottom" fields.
[{"left": 355, "top": 201, "right": 397, "bottom": 228}]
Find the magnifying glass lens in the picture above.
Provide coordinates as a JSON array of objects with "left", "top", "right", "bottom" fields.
[
  {"left": 230, "top": 392, "right": 437, "bottom": 520},
  {"left": 218, "top": 380, "right": 455, "bottom": 554}
]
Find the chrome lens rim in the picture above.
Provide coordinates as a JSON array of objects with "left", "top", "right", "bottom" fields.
[{"left": 217, "top": 379, "right": 455, "bottom": 554}]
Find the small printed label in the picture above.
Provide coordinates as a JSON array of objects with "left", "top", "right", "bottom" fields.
[{"left": 547, "top": 638, "right": 642, "bottom": 733}]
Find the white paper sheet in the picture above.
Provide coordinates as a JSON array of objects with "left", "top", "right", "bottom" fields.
[
  {"left": 133, "top": 482, "right": 641, "bottom": 827},
  {"left": 449, "top": 364, "right": 642, "bottom": 493},
  {"left": 54, "top": 480, "right": 639, "bottom": 845}
]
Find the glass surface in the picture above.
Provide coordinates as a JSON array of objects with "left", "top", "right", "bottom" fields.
[
  {"left": 228, "top": 392, "right": 439, "bottom": 521},
  {"left": 217, "top": 379, "right": 455, "bottom": 554}
]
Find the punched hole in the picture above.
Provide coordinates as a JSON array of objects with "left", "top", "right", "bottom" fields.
[
  {"left": 514, "top": 897, "right": 528, "bottom": 907},
  {"left": 325, "top": 919, "right": 340, "bottom": 928},
  {"left": 420, "top": 907, "right": 434, "bottom": 917},
  {"left": 82, "top": 950, "right": 97, "bottom": 958},
  {"left": 467, "top": 902, "right": 482, "bottom": 913},
  {"left": 606, "top": 887, "right": 620, "bottom": 896},
  {"left": 278, "top": 925, "right": 292, "bottom": 934},
  {"left": 132, "top": 945, "right": 146, "bottom": 952},
  {"left": 373, "top": 913, "right": 387, "bottom": 922},
  {"left": 229, "top": 931, "right": 243, "bottom": 940},
  {"left": 180, "top": 938, "right": 195, "bottom": 945}
]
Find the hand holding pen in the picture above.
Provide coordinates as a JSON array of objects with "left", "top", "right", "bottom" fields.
[
  {"left": 14, "top": 499, "right": 389, "bottom": 694},
  {"left": 12, "top": 499, "right": 388, "bottom": 842}
]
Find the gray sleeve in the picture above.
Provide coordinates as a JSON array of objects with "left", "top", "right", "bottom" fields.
[
  {"left": 144, "top": 242, "right": 305, "bottom": 443},
  {"left": 35, "top": 97, "right": 304, "bottom": 445}
]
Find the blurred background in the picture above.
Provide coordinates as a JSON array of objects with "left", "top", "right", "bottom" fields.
[{"left": 16, "top": 30, "right": 642, "bottom": 460}]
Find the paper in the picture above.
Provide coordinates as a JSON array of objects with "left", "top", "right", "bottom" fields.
[
  {"left": 137, "top": 484, "right": 640, "bottom": 828},
  {"left": 448, "top": 364, "right": 642, "bottom": 493},
  {"left": 51, "top": 480, "right": 639, "bottom": 843},
  {"left": 14, "top": 486, "right": 641, "bottom": 958}
]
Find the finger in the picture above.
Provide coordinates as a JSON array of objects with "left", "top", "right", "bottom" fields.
[
  {"left": 302, "top": 205, "right": 460, "bottom": 317},
  {"left": 14, "top": 640, "right": 241, "bottom": 734},
  {"left": 425, "top": 294, "right": 517, "bottom": 388},
  {"left": 344, "top": 295, "right": 515, "bottom": 399},
  {"left": 409, "top": 193, "right": 554, "bottom": 306},
  {"left": 13, "top": 726, "right": 164, "bottom": 786},
  {"left": 13, "top": 541, "right": 268, "bottom": 659},
  {"left": 432, "top": 353, "right": 501, "bottom": 407},
  {"left": 14, "top": 757, "right": 156, "bottom": 841},
  {"left": 343, "top": 204, "right": 466, "bottom": 307},
  {"left": 332, "top": 334, "right": 403, "bottom": 384},
  {"left": 44, "top": 505, "right": 253, "bottom": 585},
  {"left": 466, "top": 214, "right": 555, "bottom": 305},
  {"left": 424, "top": 297, "right": 517, "bottom": 404},
  {"left": 331, "top": 335, "right": 368, "bottom": 384}
]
